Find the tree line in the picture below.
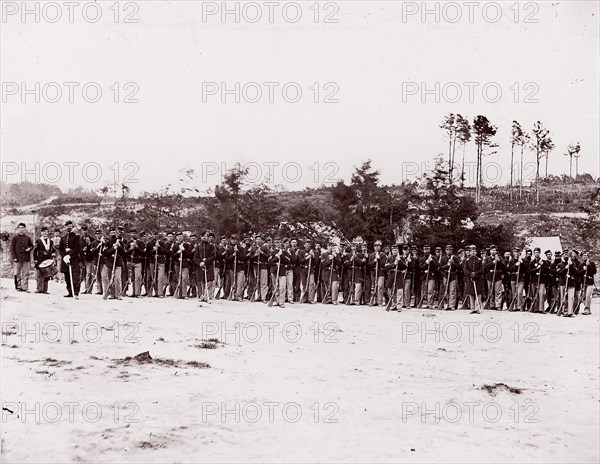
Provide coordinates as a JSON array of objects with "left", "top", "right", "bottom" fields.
[{"left": 440, "top": 113, "right": 589, "bottom": 204}]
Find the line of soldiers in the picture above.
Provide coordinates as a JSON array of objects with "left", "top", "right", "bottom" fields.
[{"left": 18, "top": 221, "right": 597, "bottom": 317}]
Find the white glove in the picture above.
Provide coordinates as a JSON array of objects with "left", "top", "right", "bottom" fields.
[{"left": 63, "top": 255, "right": 71, "bottom": 264}]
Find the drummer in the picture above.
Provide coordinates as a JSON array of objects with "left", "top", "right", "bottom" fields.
[{"left": 34, "top": 226, "right": 55, "bottom": 294}]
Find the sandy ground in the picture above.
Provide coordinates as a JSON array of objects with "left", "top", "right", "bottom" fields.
[{"left": 1, "top": 277, "right": 598, "bottom": 463}]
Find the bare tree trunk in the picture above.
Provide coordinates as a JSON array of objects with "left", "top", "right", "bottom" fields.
[
  {"left": 520, "top": 144, "right": 524, "bottom": 200},
  {"left": 448, "top": 136, "right": 453, "bottom": 183},
  {"left": 575, "top": 157, "right": 579, "bottom": 181},
  {"left": 451, "top": 135, "right": 457, "bottom": 183},
  {"left": 545, "top": 153, "right": 549, "bottom": 179},
  {"left": 569, "top": 156, "right": 573, "bottom": 180},
  {"left": 461, "top": 144, "right": 466, "bottom": 189},
  {"left": 510, "top": 141, "right": 515, "bottom": 200},
  {"left": 536, "top": 152, "right": 540, "bottom": 204}
]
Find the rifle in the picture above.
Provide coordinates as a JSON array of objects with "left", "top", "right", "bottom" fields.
[
  {"left": 250, "top": 252, "right": 260, "bottom": 302},
  {"left": 300, "top": 254, "right": 312, "bottom": 304},
  {"left": 417, "top": 256, "right": 432, "bottom": 308},
  {"left": 471, "top": 272, "right": 482, "bottom": 313},
  {"left": 174, "top": 245, "right": 184, "bottom": 298},
  {"left": 369, "top": 254, "right": 379, "bottom": 307},
  {"left": 508, "top": 262, "right": 521, "bottom": 311},
  {"left": 228, "top": 250, "right": 237, "bottom": 301},
  {"left": 409, "top": 256, "right": 416, "bottom": 308},
  {"left": 103, "top": 244, "right": 120, "bottom": 300},
  {"left": 323, "top": 253, "right": 335, "bottom": 304},
  {"left": 242, "top": 256, "right": 251, "bottom": 299},
  {"left": 529, "top": 259, "right": 543, "bottom": 312},
  {"left": 437, "top": 257, "right": 453, "bottom": 310},
  {"left": 575, "top": 261, "right": 589, "bottom": 315},
  {"left": 386, "top": 258, "right": 400, "bottom": 311},
  {"left": 151, "top": 243, "right": 159, "bottom": 297},
  {"left": 85, "top": 242, "right": 103, "bottom": 294},
  {"left": 557, "top": 261, "right": 571, "bottom": 316},
  {"left": 344, "top": 255, "right": 355, "bottom": 305},
  {"left": 267, "top": 254, "right": 282, "bottom": 307},
  {"left": 484, "top": 259, "right": 498, "bottom": 309}
]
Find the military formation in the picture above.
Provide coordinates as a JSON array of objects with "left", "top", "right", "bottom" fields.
[{"left": 9, "top": 221, "right": 597, "bottom": 317}]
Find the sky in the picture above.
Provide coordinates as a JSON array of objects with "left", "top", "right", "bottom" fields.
[{"left": 1, "top": 1, "right": 599, "bottom": 196}]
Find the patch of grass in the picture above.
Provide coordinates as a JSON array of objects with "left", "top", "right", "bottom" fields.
[{"left": 481, "top": 383, "right": 523, "bottom": 396}]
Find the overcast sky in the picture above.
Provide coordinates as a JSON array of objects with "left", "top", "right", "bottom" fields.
[{"left": 2, "top": 1, "right": 598, "bottom": 195}]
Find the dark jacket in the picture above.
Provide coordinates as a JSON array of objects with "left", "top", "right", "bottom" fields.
[{"left": 11, "top": 234, "right": 34, "bottom": 262}]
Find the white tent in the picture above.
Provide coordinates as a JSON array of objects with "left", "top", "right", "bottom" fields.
[{"left": 526, "top": 236, "right": 563, "bottom": 254}]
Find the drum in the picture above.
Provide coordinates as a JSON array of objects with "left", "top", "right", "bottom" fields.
[{"left": 39, "top": 259, "right": 58, "bottom": 278}]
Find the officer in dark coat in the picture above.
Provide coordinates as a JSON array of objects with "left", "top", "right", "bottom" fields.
[
  {"left": 462, "top": 245, "right": 484, "bottom": 314},
  {"left": 59, "top": 220, "right": 81, "bottom": 298}
]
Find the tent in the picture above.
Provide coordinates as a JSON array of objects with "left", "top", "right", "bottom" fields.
[{"left": 525, "top": 236, "right": 563, "bottom": 254}]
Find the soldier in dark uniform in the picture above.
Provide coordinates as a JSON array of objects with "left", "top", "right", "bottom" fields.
[
  {"left": 361, "top": 242, "right": 371, "bottom": 305},
  {"left": 456, "top": 248, "right": 466, "bottom": 309},
  {"left": 523, "top": 248, "right": 533, "bottom": 307},
  {"left": 289, "top": 238, "right": 302, "bottom": 302},
  {"left": 59, "top": 220, "right": 82, "bottom": 299},
  {"left": 148, "top": 232, "right": 169, "bottom": 297},
  {"left": 11, "top": 222, "right": 34, "bottom": 292},
  {"left": 79, "top": 225, "right": 91, "bottom": 292},
  {"left": 101, "top": 230, "right": 125, "bottom": 299},
  {"left": 506, "top": 247, "right": 525, "bottom": 311},
  {"left": 438, "top": 245, "right": 461, "bottom": 310},
  {"left": 188, "top": 234, "right": 198, "bottom": 297},
  {"left": 91, "top": 229, "right": 105, "bottom": 295},
  {"left": 298, "top": 238, "right": 317, "bottom": 303},
  {"left": 384, "top": 244, "right": 407, "bottom": 311},
  {"left": 33, "top": 226, "right": 55, "bottom": 294},
  {"left": 321, "top": 241, "right": 342, "bottom": 305},
  {"left": 406, "top": 245, "right": 420, "bottom": 308},
  {"left": 557, "top": 250, "right": 580, "bottom": 317},
  {"left": 252, "top": 235, "right": 270, "bottom": 302},
  {"left": 433, "top": 246, "right": 443, "bottom": 304},
  {"left": 221, "top": 235, "right": 241, "bottom": 301},
  {"left": 115, "top": 226, "right": 129, "bottom": 294},
  {"left": 501, "top": 250, "right": 512, "bottom": 310},
  {"left": 542, "top": 250, "right": 556, "bottom": 312},
  {"left": 80, "top": 227, "right": 99, "bottom": 294},
  {"left": 419, "top": 245, "right": 437, "bottom": 309},
  {"left": 579, "top": 251, "right": 596, "bottom": 315},
  {"left": 527, "top": 247, "right": 550, "bottom": 313},
  {"left": 343, "top": 241, "right": 362, "bottom": 305},
  {"left": 126, "top": 229, "right": 146, "bottom": 297},
  {"left": 268, "top": 237, "right": 290, "bottom": 307},
  {"left": 232, "top": 237, "right": 248, "bottom": 301},
  {"left": 282, "top": 238, "right": 296, "bottom": 303},
  {"left": 483, "top": 245, "right": 506, "bottom": 310},
  {"left": 163, "top": 232, "right": 176, "bottom": 296},
  {"left": 368, "top": 240, "right": 387, "bottom": 306},
  {"left": 172, "top": 232, "right": 193, "bottom": 299},
  {"left": 462, "top": 244, "right": 484, "bottom": 314},
  {"left": 193, "top": 231, "right": 216, "bottom": 302}
]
